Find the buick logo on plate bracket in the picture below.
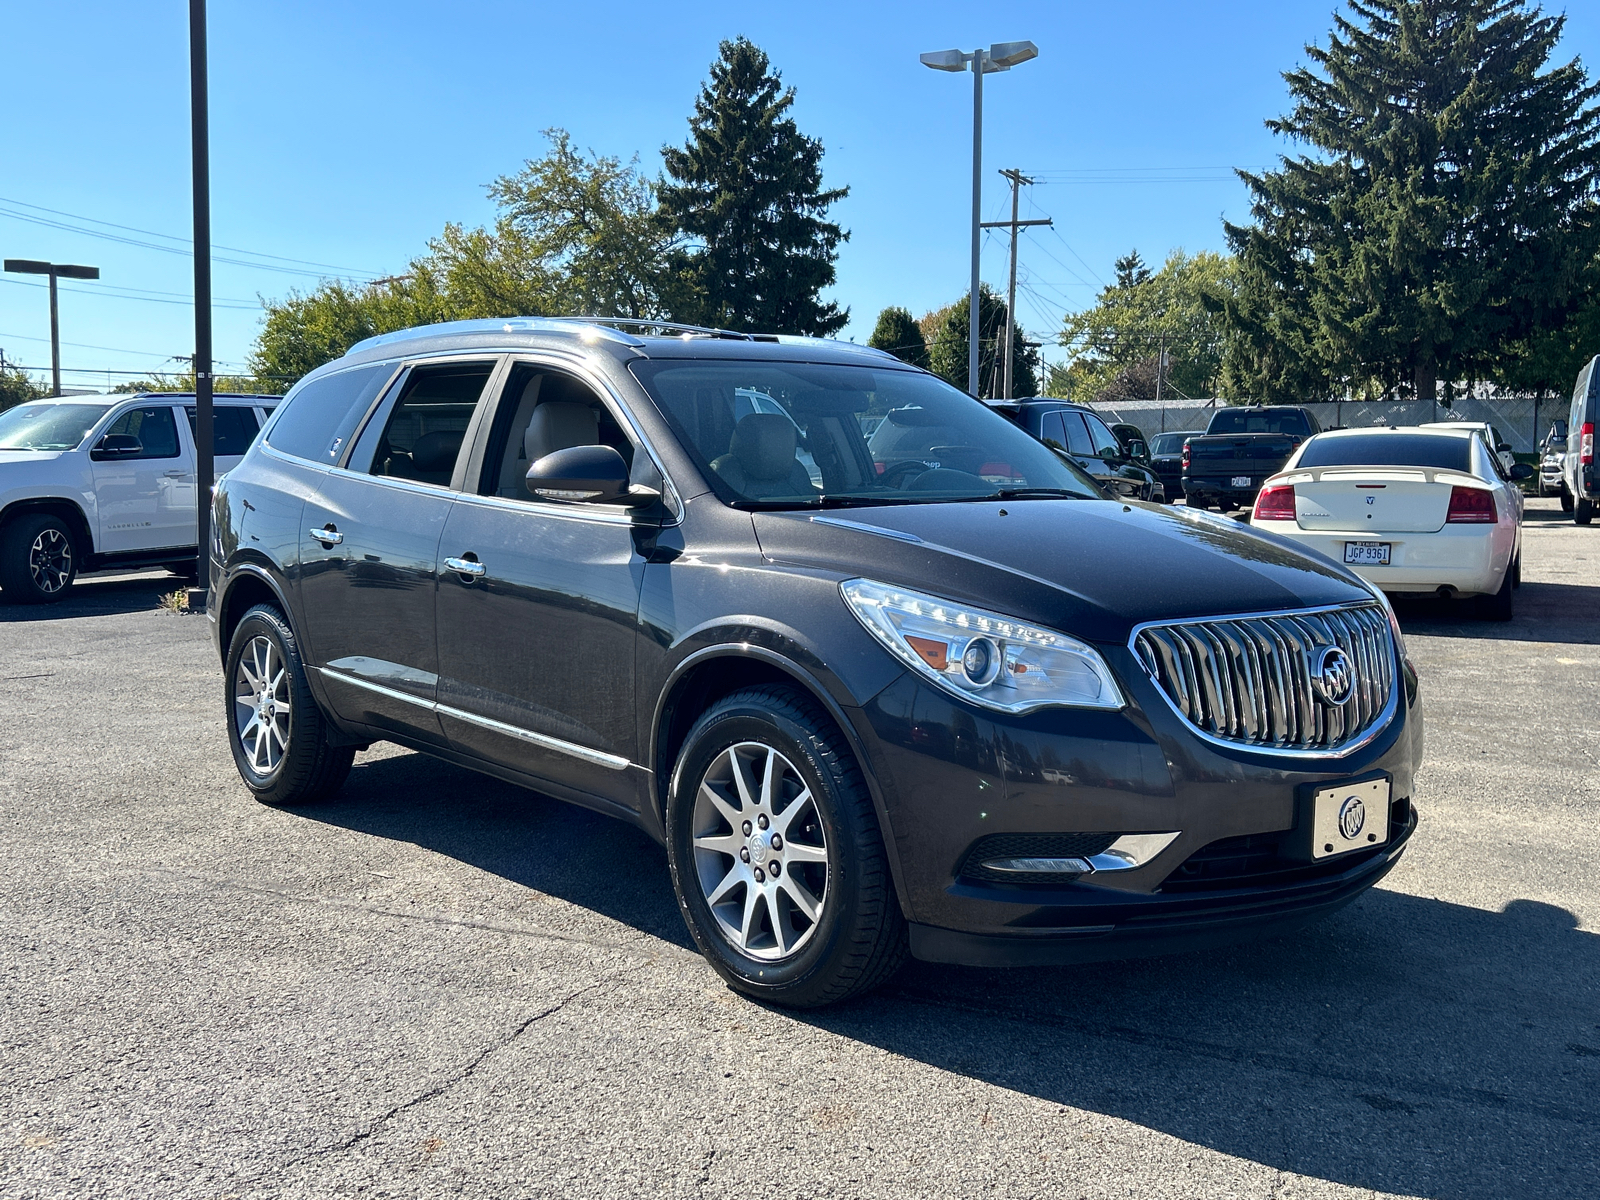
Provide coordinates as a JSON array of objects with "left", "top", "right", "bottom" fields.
[{"left": 1311, "top": 645, "right": 1354, "bottom": 706}]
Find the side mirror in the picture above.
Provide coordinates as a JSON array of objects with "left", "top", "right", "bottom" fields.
[
  {"left": 1509, "top": 462, "right": 1534, "bottom": 481},
  {"left": 526, "top": 444, "right": 653, "bottom": 506},
  {"left": 1126, "top": 440, "right": 1149, "bottom": 460},
  {"left": 91, "top": 433, "right": 143, "bottom": 460}
]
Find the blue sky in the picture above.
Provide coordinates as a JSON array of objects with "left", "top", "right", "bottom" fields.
[{"left": 3, "top": 0, "right": 1597, "bottom": 389}]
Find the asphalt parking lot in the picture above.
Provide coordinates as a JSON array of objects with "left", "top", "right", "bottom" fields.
[{"left": 1, "top": 497, "right": 1596, "bottom": 1200}]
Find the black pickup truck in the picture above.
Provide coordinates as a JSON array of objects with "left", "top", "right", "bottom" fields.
[{"left": 1181, "top": 405, "right": 1321, "bottom": 510}]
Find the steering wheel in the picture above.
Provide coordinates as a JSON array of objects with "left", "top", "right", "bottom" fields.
[{"left": 878, "top": 459, "right": 934, "bottom": 489}]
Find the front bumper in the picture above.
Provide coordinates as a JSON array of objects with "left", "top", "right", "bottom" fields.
[{"left": 851, "top": 650, "right": 1422, "bottom": 968}]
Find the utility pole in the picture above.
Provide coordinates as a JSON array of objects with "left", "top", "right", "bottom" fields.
[
  {"left": 189, "top": 0, "right": 214, "bottom": 608},
  {"left": 1154, "top": 332, "right": 1167, "bottom": 408},
  {"left": 981, "top": 170, "right": 1050, "bottom": 399}
]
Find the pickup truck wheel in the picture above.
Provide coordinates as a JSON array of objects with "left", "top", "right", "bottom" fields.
[
  {"left": 225, "top": 604, "right": 354, "bottom": 806},
  {"left": 1576, "top": 497, "right": 1594, "bottom": 526},
  {"left": 666, "top": 685, "right": 907, "bottom": 1008},
  {"left": 0, "top": 512, "right": 78, "bottom": 604}
]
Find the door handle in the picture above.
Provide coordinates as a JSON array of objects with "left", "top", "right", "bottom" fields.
[
  {"left": 165, "top": 469, "right": 188, "bottom": 478},
  {"left": 444, "top": 555, "right": 486, "bottom": 578},
  {"left": 308, "top": 527, "right": 343, "bottom": 545}
]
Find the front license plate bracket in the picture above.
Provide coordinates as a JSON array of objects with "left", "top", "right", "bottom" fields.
[{"left": 1286, "top": 776, "right": 1393, "bottom": 861}]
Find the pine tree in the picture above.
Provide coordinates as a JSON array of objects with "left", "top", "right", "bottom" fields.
[
  {"left": 1225, "top": 0, "right": 1600, "bottom": 400},
  {"left": 868, "top": 306, "right": 929, "bottom": 368},
  {"left": 658, "top": 38, "right": 849, "bottom": 336}
]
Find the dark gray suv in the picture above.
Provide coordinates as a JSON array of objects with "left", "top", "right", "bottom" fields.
[{"left": 208, "top": 317, "right": 1422, "bottom": 1007}]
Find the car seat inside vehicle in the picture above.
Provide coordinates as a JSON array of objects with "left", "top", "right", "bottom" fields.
[
  {"left": 711, "top": 413, "right": 819, "bottom": 500},
  {"left": 486, "top": 368, "right": 634, "bottom": 499}
]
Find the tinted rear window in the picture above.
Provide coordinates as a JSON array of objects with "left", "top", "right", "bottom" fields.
[
  {"left": 1207, "top": 409, "right": 1311, "bottom": 435},
  {"left": 265, "top": 363, "right": 396, "bottom": 464},
  {"left": 1298, "top": 433, "right": 1471, "bottom": 472}
]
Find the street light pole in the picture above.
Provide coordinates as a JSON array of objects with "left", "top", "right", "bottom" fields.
[
  {"left": 3, "top": 259, "right": 101, "bottom": 396},
  {"left": 920, "top": 40, "right": 1038, "bottom": 398},
  {"left": 189, "top": 0, "right": 214, "bottom": 607}
]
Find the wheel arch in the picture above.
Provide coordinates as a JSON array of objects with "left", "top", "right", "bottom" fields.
[
  {"left": 217, "top": 564, "right": 293, "bottom": 663},
  {"left": 0, "top": 497, "right": 94, "bottom": 560},
  {"left": 649, "top": 643, "right": 911, "bottom": 916}
]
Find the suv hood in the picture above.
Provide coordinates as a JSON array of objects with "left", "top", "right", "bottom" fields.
[
  {"left": 753, "top": 499, "right": 1371, "bottom": 644},
  {"left": 0, "top": 450, "right": 65, "bottom": 470}
]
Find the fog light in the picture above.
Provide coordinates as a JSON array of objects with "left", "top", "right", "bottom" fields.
[{"left": 980, "top": 856, "right": 1092, "bottom": 874}]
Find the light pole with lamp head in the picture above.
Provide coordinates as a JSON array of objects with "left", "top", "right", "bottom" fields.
[
  {"left": 2, "top": 259, "right": 101, "bottom": 396},
  {"left": 919, "top": 40, "right": 1038, "bottom": 398}
]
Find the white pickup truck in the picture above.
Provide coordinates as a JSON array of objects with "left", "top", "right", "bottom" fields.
[{"left": 0, "top": 392, "right": 278, "bottom": 603}]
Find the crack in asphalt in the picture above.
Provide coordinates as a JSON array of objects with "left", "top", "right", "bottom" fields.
[
  {"left": 145, "top": 867, "right": 692, "bottom": 960},
  {"left": 294, "top": 982, "right": 600, "bottom": 1164},
  {"left": 885, "top": 988, "right": 1599, "bottom": 1127}
]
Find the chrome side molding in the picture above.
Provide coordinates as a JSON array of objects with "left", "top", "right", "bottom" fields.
[{"left": 981, "top": 831, "right": 1181, "bottom": 876}]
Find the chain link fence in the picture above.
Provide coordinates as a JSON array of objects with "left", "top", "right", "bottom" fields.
[{"left": 1093, "top": 397, "right": 1566, "bottom": 453}]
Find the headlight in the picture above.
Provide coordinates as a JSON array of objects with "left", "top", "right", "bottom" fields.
[{"left": 840, "top": 579, "right": 1125, "bottom": 714}]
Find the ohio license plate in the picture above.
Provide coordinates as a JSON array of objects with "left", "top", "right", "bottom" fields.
[
  {"left": 1312, "top": 778, "right": 1391, "bottom": 858},
  {"left": 1231, "top": 475, "right": 1252, "bottom": 488},
  {"left": 1344, "top": 541, "right": 1392, "bottom": 565}
]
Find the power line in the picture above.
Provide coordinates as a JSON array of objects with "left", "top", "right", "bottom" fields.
[
  {"left": 0, "top": 193, "right": 382, "bottom": 277},
  {"left": 0, "top": 275, "right": 260, "bottom": 311}
]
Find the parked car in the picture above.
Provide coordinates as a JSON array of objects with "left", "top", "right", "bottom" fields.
[
  {"left": 1147, "top": 431, "right": 1190, "bottom": 501},
  {"left": 0, "top": 392, "right": 277, "bottom": 602},
  {"left": 1419, "top": 421, "right": 1516, "bottom": 473},
  {"left": 977, "top": 399, "right": 1164, "bottom": 501},
  {"left": 1250, "top": 426, "right": 1529, "bottom": 619},
  {"left": 1562, "top": 357, "right": 1598, "bottom": 525},
  {"left": 1182, "top": 405, "right": 1320, "bottom": 511},
  {"left": 1538, "top": 423, "right": 1567, "bottom": 500},
  {"left": 208, "top": 316, "right": 1421, "bottom": 1008}
]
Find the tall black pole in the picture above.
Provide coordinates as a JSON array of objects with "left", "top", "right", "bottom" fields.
[{"left": 189, "top": 0, "right": 214, "bottom": 606}]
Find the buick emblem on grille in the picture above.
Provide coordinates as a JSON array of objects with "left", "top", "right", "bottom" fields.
[{"left": 1311, "top": 645, "right": 1354, "bottom": 706}]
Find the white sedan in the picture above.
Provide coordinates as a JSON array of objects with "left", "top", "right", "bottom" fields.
[{"left": 1250, "top": 426, "right": 1530, "bottom": 620}]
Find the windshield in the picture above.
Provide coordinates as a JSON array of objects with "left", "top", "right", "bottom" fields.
[
  {"left": 0, "top": 402, "right": 114, "bottom": 451},
  {"left": 1297, "top": 433, "right": 1471, "bottom": 472},
  {"left": 629, "top": 360, "right": 1104, "bottom": 507},
  {"left": 1150, "top": 432, "right": 1190, "bottom": 455}
]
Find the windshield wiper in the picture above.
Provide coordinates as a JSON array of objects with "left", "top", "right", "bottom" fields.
[{"left": 985, "top": 487, "right": 1092, "bottom": 500}]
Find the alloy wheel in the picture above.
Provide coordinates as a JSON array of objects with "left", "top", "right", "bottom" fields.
[
  {"left": 234, "top": 635, "right": 292, "bottom": 776},
  {"left": 28, "top": 529, "right": 72, "bottom": 594},
  {"left": 691, "top": 741, "right": 830, "bottom": 961}
]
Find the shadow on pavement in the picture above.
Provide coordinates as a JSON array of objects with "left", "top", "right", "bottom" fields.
[
  {"left": 1394, "top": 579, "right": 1600, "bottom": 644},
  {"left": 0, "top": 569, "right": 183, "bottom": 621},
  {"left": 300, "top": 751, "right": 1598, "bottom": 1200}
]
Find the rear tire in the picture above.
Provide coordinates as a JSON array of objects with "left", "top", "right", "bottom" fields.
[
  {"left": 1477, "top": 563, "right": 1514, "bottom": 622},
  {"left": 1576, "top": 497, "right": 1594, "bottom": 526},
  {"left": 1559, "top": 485, "right": 1574, "bottom": 513},
  {"left": 225, "top": 604, "right": 354, "bottom": 806},
  {"left": 665, "top": 685, "right": 907, "bottom": 1008},
  {"left": 0, "top": 512, "right": 78, "bottom": 604}
]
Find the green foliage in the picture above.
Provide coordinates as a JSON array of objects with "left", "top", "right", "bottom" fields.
[
  {"left": 1060, "top": 249, "right": 1238, "bottom": 402},
  {"left": 1497, "top": 269, "right": 1600, "bottom": 393},
  {"left": 0, "top": 364, "right": 48, "bottom": 412},
  {"left": 659, "top": 38, "right": 849, "bottom": 335},
  {"left": 111, "top": 371, "right": 280, "bottom": 395},
  {"left": 927, "top": 285, "right": 1038, "bottom": 398},
  {"left": 249, "top": 276, "right": 449, "bottom": 389},
  {"left": 867, "top": 306, "right": 929, "bottom": 368},
  {"left": 1225, "top": 0, "right": 1600, "bottom": 401}
]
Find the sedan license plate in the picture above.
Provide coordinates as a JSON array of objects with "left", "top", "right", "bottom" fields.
[
  {"left": 1344, "top": 541, "right": 1391, "bottom": 565},
  {"left": 1230, "top": 475, "right": 1252, "bottom": 488},
  {"left": 1312, "top": 778, "right": 1391, "bottom": 859}
]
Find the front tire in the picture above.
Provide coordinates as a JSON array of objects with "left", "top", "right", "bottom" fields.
[
  {"left": 1559, "top": 485, "right": 1574, "bottom": 513},
  {"left": 665, "top": 685, "right": 907, "bottom": 1008},
  {"left": 0, "top": 512, "right": 78, "bottom": 604},
  {"left": 225, "top": 604, "right": 354, "bottom": 806}
]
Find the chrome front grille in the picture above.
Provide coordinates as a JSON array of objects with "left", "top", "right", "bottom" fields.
[{"left": 1132, "top": 603, "right": 1396, "bottom": 754}]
